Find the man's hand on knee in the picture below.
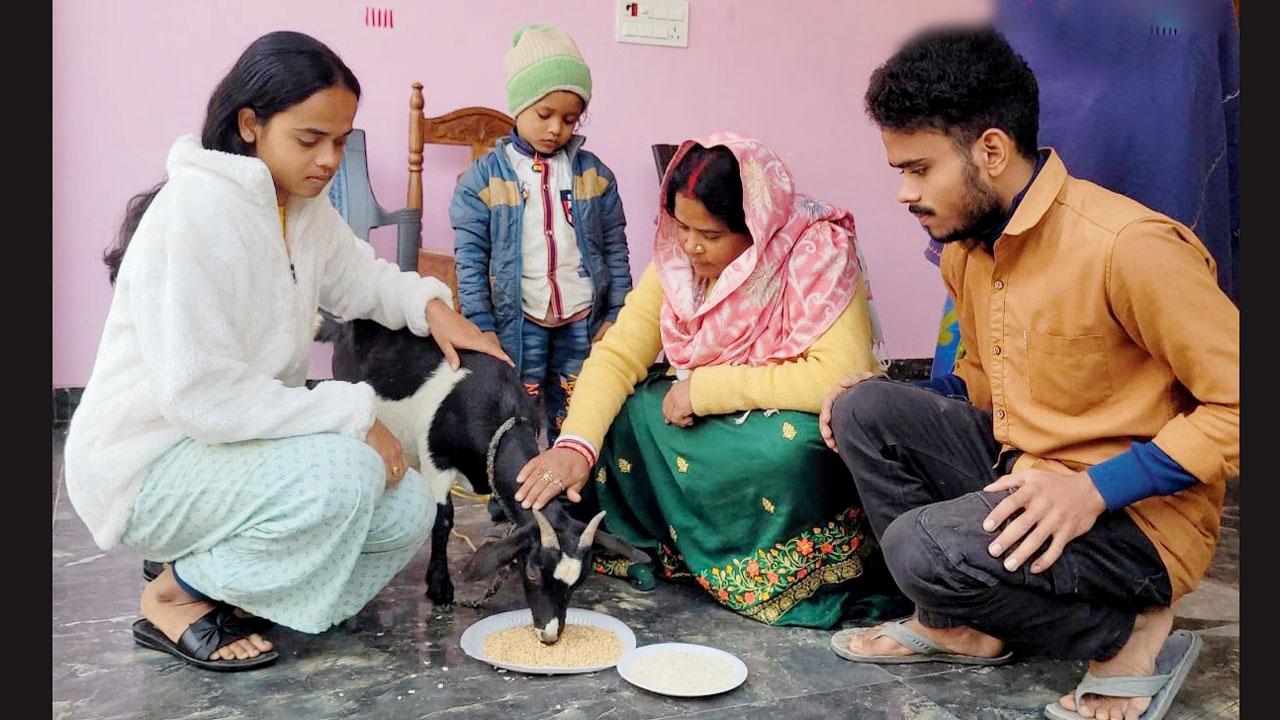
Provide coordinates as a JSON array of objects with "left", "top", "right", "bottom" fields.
[
  {"left": 980, "top": 469, "right": 1107, "bottom": 574},
  {"left": 819, "top": 372, "right": 879, "bottom": 451}
]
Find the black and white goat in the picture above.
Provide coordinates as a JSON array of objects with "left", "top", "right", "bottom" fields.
[{"left": 318, "top": 315, "right": 648, "bottom": 643}]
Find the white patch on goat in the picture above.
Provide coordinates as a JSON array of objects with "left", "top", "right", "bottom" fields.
[
  {"left": 422, "top": 466, "right": 466, "bottom": 507},
  {"left": 541, "top": 617, "right": 560, "bottom": 639},
  {"left": 375, "top": 362, "right": 472, "bottom": 503},
  {"left": 552, "top": 554, "right": 582, "bottom": 586}
]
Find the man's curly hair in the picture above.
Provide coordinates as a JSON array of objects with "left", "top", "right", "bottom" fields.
[{"left": 864, "top": 25, "right": 1040, "bottom": 159}]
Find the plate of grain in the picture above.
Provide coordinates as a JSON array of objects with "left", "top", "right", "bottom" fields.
[
  {"left": 617, "top": 642, "right": 748, "bottom": 697},
  {"left": 460, "top": 608, "right": 636, "bottom": 675}
]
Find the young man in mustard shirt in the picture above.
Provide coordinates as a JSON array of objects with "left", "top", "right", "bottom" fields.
[{"left": 822, "top": 26, "right": 1239, "bottom": 720}]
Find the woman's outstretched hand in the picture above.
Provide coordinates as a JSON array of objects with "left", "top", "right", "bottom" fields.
[{"left": 514, "top": 447, "right": 591, "bottom": 510}]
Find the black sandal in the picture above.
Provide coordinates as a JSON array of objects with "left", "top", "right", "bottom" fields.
[
  {"left": 141, "top": 561, "right": 276, "bottom": 634},
  {"left": 132, "top": 605, "right": 279, "bottom": 672}
]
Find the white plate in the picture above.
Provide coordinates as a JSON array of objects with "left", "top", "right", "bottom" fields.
[
  {"left": 459, "top": 608, "right": 636, "bottom": 675},
  {"left": 617, "top": 642, "right": 749, "bottom": 697}
]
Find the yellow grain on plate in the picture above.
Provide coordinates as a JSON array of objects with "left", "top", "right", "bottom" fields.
[{"left": 482, "top": 624, "right": 623, "bottom": 668}]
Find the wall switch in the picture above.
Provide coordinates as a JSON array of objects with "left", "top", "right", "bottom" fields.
[{"left": 617, "top": 0, "right": 689, "bottom": 48}]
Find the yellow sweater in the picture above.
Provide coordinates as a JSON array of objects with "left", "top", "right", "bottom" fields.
[{"left": 558, "top": 263, "right": 882, "bottom": 453}]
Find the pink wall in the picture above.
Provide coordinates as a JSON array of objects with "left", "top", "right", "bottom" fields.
[{"left": 53, "top": 0, "right": 989, "bottom": 387}]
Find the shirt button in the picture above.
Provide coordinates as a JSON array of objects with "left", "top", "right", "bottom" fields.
[
  {"left": 994, "top": 279, "right": 1004, "bottom": 290},
  {"left": 992, "top": 345, "right": 1002, "bottom": 356},
  {"left": 995, "top": 408, "right": 1006, "bottom": 420}
]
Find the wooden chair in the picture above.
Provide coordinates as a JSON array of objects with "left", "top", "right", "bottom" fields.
[
  {"left": 328, "top": 83, "right": 513, "bottom": 306},
  {"left": 405, "top": 82, "right": 515, "bottom": 306},
  {"left": 651, "top": 143, "right": 679, "bottom": 182}
]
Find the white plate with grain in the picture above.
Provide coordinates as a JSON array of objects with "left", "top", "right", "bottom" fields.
[
  {"left": 460, "top": 608, "right": 636, "bottom": 675},
  {"left": 617, "top": 642, "right": 749, "bottom": 697}
]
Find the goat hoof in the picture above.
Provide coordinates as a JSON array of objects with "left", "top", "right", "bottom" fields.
[
  {"left": 426, "top": 577, "right": 455, "bottom": 608},
  {"left": 427, "top": 587, "right": 454, "bottom": 608}
]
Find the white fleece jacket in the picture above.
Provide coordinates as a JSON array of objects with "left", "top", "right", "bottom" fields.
[{"left": 64, "top": 135, "right": 452, "bottom": 550}]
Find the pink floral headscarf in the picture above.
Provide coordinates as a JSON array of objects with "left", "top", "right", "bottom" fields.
[{"left": 655, "top": 131, "right": 883, "bottom": 371}]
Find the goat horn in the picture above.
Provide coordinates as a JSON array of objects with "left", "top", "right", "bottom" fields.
[
  {"left": 532, "top": 509, "right": 560, "bottom": 550},
  {"left": 578, "top": 511, "right": 607, "bottom": 550}
]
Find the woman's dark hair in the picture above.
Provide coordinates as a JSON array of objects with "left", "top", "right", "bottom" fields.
[
  {"left": 105, "top": 31, "right": 361, "bottom": 283},
  {"left": 663, "top": 144, "right": 750, "bottom": 237},
  {"left": 863, "top": 25, "right": 1039, "bottom": 159}
]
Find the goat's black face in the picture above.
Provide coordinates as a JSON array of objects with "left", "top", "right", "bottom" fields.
[
  {"left": 462, "top": 509, "right": 652, "bottom": 645},
  {"left": 520, "top": 509, "right": 601, "bottom": 645},
  {"left": 522, "top": 543, "right": 588, "bottom": 644}
]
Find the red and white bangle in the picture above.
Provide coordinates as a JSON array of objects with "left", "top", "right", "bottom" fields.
[{"left": 554, "top": 436, "right": 598, "bottom": 467}]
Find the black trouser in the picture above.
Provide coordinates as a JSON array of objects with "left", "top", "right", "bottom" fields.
[{"left": 830, "top": 378, "right": 1172, "bottom": 660}]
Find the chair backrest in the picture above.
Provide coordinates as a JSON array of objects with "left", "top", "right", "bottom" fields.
[
  {"left": 328, "top": 129, "right": 386, "bottom": 243},
  {"left": 406, "top": 83, "right": 514, "bottom": 306},
  {"left": 412, "top": 81, "right": 516, "bottom": 168},
  {"left": 326, "top": 84, "right": 514, "bottom": 292},
  {"left": 651, "top": 143, "right": 679, "bottom": 183}
]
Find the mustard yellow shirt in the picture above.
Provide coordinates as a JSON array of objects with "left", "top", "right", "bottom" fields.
[
  {"left": 558, "top": 263, "right": 882, "bottom": 452},
  {"left": 942, "top": 150, "right": 1239, "bottom": 599}
]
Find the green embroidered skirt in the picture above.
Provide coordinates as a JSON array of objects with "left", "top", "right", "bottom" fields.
[{"left": 589, "top": 371, "right": 879, "bottom": 628}]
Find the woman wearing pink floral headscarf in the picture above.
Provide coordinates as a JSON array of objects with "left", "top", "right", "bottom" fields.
[{"left": 513, "top": 132, "right": 888, "bottom": 626}]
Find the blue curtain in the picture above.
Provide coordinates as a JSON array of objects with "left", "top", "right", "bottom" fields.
[
  {"left": 932, "top": 0, "right": 1239, "bottom": 377},
  {"left": 996, "top": 0, "right": 1239, "bottom": 301}
]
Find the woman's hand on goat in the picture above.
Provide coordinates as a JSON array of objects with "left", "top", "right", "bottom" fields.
[
  {"left": 425, "top": 299, "right": 514, "bottom": 370},
  {"left": 662, "top": 380, "right": 695, "bottom": 427},
  {"left": 819, "top": 371, "right": 878, "bottom": 451},
  {"left": 515, "top": 448, "right": 591, "bottom": 511},
  {"left": 365, "top": 418, "right": 408, "bottom": 487}
]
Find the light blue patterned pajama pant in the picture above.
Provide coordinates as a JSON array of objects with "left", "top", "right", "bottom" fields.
[{"left": 121, "top": 432, "right": 436, "bottom": 633}]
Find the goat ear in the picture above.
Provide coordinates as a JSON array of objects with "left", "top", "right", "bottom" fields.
[
  {"left": 591, "top": 530, "right": 652, "bottom": 565},
  {"left": 462, "top": 531, "right": 528, "bottom": 581}
]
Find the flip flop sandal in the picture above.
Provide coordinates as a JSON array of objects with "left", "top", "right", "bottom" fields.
[
  {"left": 1043, "top": 629, "right": 1202, "bottom": 720},
  {"left": 131, "top": 604, "right": 279, "bottom": 672},
  {"left": 831, "top": 617, "right": 1014, "bottom": 665},
  {"left": 141, "top": 561, "right": 275, "bottom": 634}
]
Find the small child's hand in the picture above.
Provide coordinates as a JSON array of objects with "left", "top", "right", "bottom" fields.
[{"left": 592, "top": 320, "right": 614, "bottom": 344}]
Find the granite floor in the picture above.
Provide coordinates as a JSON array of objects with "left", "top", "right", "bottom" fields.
[{"left": 52, "top": 426, "right": 1240, "bottom": 719}]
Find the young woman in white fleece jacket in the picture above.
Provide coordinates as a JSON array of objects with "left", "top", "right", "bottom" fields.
[{"left": 64, "top": 31, "right": 510, "bottom": 672}]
